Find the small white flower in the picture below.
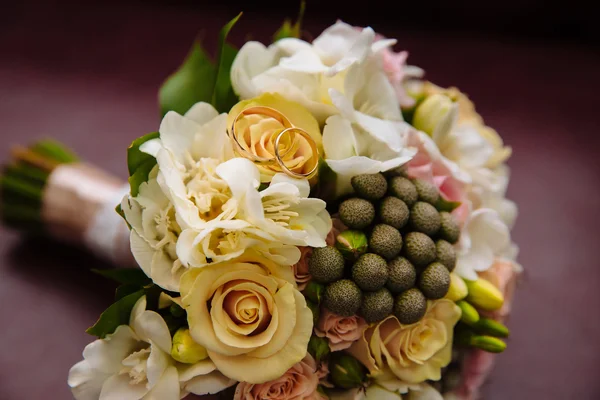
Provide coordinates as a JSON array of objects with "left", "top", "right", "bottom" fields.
[
  {"left": 322, "top": 113, "right": 416, "bottom": 197},
  {"left": 67, "top": 296, "right": 235, "bottom": 400},
  {"left": 455, "top": 208, "right": 511, "bottom": 280},
  {"left": 231, "top": 20, "right": 400, "bottom": 123}
]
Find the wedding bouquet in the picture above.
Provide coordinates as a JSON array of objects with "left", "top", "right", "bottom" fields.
[{"left": 0, "top": 9, "right": 521, "bottom": 400}]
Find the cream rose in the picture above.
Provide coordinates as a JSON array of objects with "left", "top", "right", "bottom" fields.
[
  {"left": 180, "top": 252, "right": 313, "bottom": 384},
  {"left": 227, "top": 93, "right": 322, "bottom": 182},
  {"left": 233, "top": 354, "right": 326, "bottom": 400},
  {"left": 347, "top": 299, "right": 460, "bottom": 384},
  {"left": 315, "top": 308, "right": 368, "bottom": 351}
]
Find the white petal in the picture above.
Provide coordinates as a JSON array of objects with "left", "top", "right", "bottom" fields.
[
  {"left": 158, "top": 111, "right": 200, "bottom": 162},
  {"left": 177, "top": 360, "right": 217, "bottom": 382},
  {"left": 322, "top": 115, "right": 357, "bottom": 161},
  {"left": 131, "top": 311, "right": 172, "bottom": 354},
  {"left": 68, "top": 361, "right": 110, "bottom": 400},
  {"left": 146, "top": 344, "right": 170, "bottom": 387},
  {"left": 184, "top": 371, "right": 237, "bottom": 396},
  {"left": 231, "top": 41, "right": 278, "bottom": 99},
  {"left": 270, "top": 173, "right": 310, "bottom": 198},
  {"left": 407, "top": 383, "right": 444, "bottom": 400},
  {"left": 279, "top": 48, "right": 329, "bottom": 73},
  {"left": 216, "top": 158, "right": 264, "bottom": 223},
  {"left": 184, "top": 102, "right": 219, "bottom": 125},
  {"left": 139, "top": 138, "right": 162, "bottom": 158},
  {"left": 326, "top": 156, "right": 383, "bottom": 196},
  {"left": 130, "top": 230, "right": 154, "bottom": 279},
  {"left": 150, "top": 250, "right": 181, "bottom": 292},
  {"left": 313, "top": 21, "right": 362, "bottom": 67},
  {"left": 82, "top": 326, "right": 139, "bottom": 374},
  {"left": 99, "top": 373, "right": 148, "bottom": 400},
  {"left": 326, "top": 27, "right": 375, "bottom": 77},
  {"left": 143, "top": 366, "right": 180, "bottom": 400},
  {"left": 366, "top": 385, "right": 402, "bottom": 400}
]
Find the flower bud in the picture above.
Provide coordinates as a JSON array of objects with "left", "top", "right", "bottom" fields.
[
  {"left": 329, "top": 353, "right": 367, "bottom": 389},
  {"left": 457, "top": 300, "right": 480, "bottom": 325},
  {"left": 473, "top": 318, "right": 510, "bottom": 338},
  {"left": 335, "top": 230, "right": 368, "bottom": 261},
  {"left": 465, "top": 278, "right": 504, "bottom": 311},
  {"left": 308, "top": 335, "right": 330, "bottom": 364},
  {"left": 412, "top": 94, "right": 457, "bottom": 142},
  {"left": 171, "top": 328, "right": 208, "bottom": 364},
  {"left": 445, "top": 272, "right": 468, "bottom": 302},
  {"left": 469, "top": 335, "right": 507, "bottom": 353}
]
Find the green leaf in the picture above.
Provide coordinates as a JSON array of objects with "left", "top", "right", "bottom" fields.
[
  {"left": 115, "top": 284, "right": 142, "bottom": 301},
  {"left": 159, "top": 41, "right": 217, "bottom": 117},
  {"left": 31, "top": 139, "right": 79, "bottom": 163},
  {"left": 273, "top": 1, "right": 306, "bottom": 41},
  {"left": 436, "top": 197, "right": 461, "bottom": 212},
  {"left": 127, "top": 132, "right": 159, "bottom": 176},
  {"left": 306, "top": 300, "right": 320, "bottom": 326},
  {"left": 129, "top": 159, "right": 156, "bottom": 197},
  {"left": 212, "top": 13, "right": 242, "bottom": 112},
  {"left": 303, "top": 281, "right": 325, "bottom": 305},
  {"left": 86, "top": 290, "right": 145, "bottom": 338},
  {"left": 307, "top": 335, "right": 330, "bottom": 364},
  {"left": 92, "top": 268, "right": 152, "bottom": 286}
]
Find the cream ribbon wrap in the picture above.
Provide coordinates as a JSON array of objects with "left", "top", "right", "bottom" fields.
[{"left": 42, "top": 163, "right": 134, "bottom": 266}]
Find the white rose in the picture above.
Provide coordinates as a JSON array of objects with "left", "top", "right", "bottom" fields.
[{"left": 67, "top": 296, "right": 235, "bottom": 400}]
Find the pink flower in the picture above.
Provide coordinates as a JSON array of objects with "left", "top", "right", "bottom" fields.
[
  {"left": 406, "top": 131, "right": 471, "bottom": 225},
  {"left": 234, "top": 354, "right": 326, "bottom": 400},
  {"left": 293, "top": 219, "right": 343, "bottom": 290},
  {"left": 315, "top": 308, "right": 368, "bottom": 351}
]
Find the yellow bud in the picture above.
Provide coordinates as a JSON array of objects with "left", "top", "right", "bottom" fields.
[
  {"left": 445, "top": 272, "right": 468, "bottom": 302},
  {"left": 457, "top": 300, "right": 480, "bottom": 325},
  {"left": 171, "top": 328, "right": 208, "bottom": 364},
  {"left": 465, "top": 278, "right": 504, "bottom": 311},
  {"left": 412, "top": 94, "right": 457, "bottom": 142}
]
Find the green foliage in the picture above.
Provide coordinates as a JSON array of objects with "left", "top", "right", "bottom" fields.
[
  {"left": 273, "top": 1, "right": 306, "bottom": 41},
  {"left": 436, "top": 196, "right": 461, "bottom": 212},
  {"left": 308, "top": 335, "right": 330, "bottom": 364},
  {"left": 86, "top": 290, "right": 145, "bottom": 338},
  {"left": 303, "top": 281, "right": 325, "bottom": 304},
  {"left": 158, "top": 13, "right": 242, "bottom": 117},
  {"left": 127, "top": 132, "right": 159, "bottom": 176},
  {"left": 92, "top": 268, "right": 152, "bottom": 286}
]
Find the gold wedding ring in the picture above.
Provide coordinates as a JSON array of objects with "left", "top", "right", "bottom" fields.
[{"left": 228, "top": 106, "right": 319, "bottom": 179}]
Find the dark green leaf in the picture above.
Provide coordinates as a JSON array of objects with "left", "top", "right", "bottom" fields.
[
  {"left": 86, "top": 290, "right": 145, "bottom": 338},
  {"left": 31, "top": 139, "right": 79, "bottom": 163},
  {"left": 144, "top": 284, "right": 164, "bottom": 312},
  {"left": 127, "top": 132, "right": 159, "bottom": 176},
  {"left": 436, "top": 197, "right": 461, "bottom": 212},
  {"left": 159, "top": 40, "right": 217, "bottom": 117},
  {"left": 273, "top": 1, "right": 305, "bottom": 41},
  {"left": 307, "top": 335, "right": 330, "bottom": 364},
  {"left": 310, "top": 158, "right": 337, "bottom": 205},
  {"left": 212, "top": 13, "right": 242, "bottom": 112},
  {"left": 303, "top": 281, "right": 325, "bottom": 304},
  {"left": 92, "top": 268, "right": 152, "bottom": 286},
  {"left": 129, "top": 159, "right": 156, "bottom": 197},
  {"left": 115, "top": 284, "right": 142, "bottom": 301},
  {"left": 306, "top": 300, "right": 320, "bottom": 326}
]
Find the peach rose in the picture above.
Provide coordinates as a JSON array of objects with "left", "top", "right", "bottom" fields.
[
  {"left": 233, "top": 354, "right": 326, "bottom": 400},
  {"left": 315, "top": 308, "right": 368, "bottom": 351},
  {"left": 180, "top": 252, "right": 313, "bottom": 384},
  {"left": 293, "top": 219, "right": 343, "bottom": 290},
  {"left": 347, "top": 299, "right": 461, "bottom": 384}
]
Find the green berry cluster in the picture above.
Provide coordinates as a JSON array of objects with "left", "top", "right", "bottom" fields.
[{"left": 311, "top": 171, "right": 462, "bottom": 325}]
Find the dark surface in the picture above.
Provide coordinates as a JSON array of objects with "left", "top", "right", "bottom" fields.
[{"left": 1, "top": 2, "right": 600, "bottom": 399}]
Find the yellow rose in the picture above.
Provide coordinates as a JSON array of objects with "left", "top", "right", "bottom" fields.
[
  {"left": 227, "top": 93, "right": 322, "bottom": 182},
  {"left": 180, "top": 252, "right": 313, "bottom": 384},
  {"left": 347, "top": 299, "right": 460, "bottom": 384}
]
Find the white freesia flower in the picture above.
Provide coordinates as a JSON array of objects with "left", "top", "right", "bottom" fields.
[
  {"left": 176, "top": 158, "right": 331, "bottom": 268},
  {"left": 67, "top": 296, "right": 235, "bottom": 400},
  {"left": 455, "top": 208, "right": 511, "bottom": 280},
  {"left": 231, "top": 20, "right": 400, "bottom": 123},
  {"left": 323, "top": 112, "right": 416, "bottom": 196}
]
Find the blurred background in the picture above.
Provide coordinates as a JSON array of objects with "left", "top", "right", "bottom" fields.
[{"left": 1, "top": 0, "right": 599, "bottom": 399}]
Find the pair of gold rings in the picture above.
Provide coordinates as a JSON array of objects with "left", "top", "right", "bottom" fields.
[{"left": 228, "top": 106, "right": 319, "bottom": 179}]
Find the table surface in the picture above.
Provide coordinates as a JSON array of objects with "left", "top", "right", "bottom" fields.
[{"left": 1, "top": 2, "right": 600, "bottom": 399}]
